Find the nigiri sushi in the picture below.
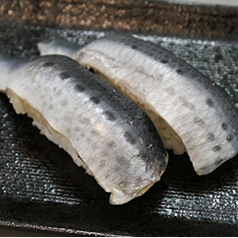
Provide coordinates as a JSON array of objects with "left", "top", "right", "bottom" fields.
[
  {"left": 0, "top": 53, "right": 168, "bottom": 204},
  {"left": 38, "top": 34, "right": 238, "bottom": 175}
]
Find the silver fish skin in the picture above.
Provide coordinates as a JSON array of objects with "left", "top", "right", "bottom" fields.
[
  {"left": 0, "top": 54, "right": 168, "bottom": 205},
  {"left": 38, "top": 35, "right": 238, "bottom": 176},
  {"left": 38, "top": 38, "right": 83, "bottom": 57}
]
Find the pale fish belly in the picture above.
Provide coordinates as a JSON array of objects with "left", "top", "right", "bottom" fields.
[
  {"left": 0, "top": 54, "right": 168, "bottom": 205},
  {"left": 38, "top": 35, "right": 238, "bottom": 176}
]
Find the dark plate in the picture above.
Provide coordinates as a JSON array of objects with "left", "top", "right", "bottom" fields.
[{"left": 0, "top": 0, "right": 237, "bottom": 236}]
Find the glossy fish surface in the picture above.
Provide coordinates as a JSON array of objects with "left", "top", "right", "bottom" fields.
[
  {"left": 0, "top": 54, "right": 168, "bottom": 205},
  {"left": 38, "top": 34, "right": 238, "bottom": 176}
]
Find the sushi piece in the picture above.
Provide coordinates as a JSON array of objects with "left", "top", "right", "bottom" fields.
[
  {"left": 38, "top": 34, "right": 238, "bottom": 175},
  {"left": 0, "top": 53, "right": 168, "bottom": 205}
]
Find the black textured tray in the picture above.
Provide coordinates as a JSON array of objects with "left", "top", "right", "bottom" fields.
[{"left": 0, "top": 0, "right": 237, "bottom": 236}]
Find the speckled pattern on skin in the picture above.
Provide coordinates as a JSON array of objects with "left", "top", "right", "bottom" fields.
[
  {"left": 0, "top": 53, "right": 167, "bottom": 205},
  {"left": 38, "top": 34, "right": 238, "bottom": 176}
]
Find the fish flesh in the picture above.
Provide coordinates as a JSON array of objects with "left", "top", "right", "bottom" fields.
[
  {"left": 38, "top": 35, "right": 238, "bottom": 175},
  {"left": 0, "top": 54, "right": 168, "bottom": 205}
]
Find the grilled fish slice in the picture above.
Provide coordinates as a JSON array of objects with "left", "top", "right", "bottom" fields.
[
  {"left": 0, "top": 54, "right": 168, "bottom": 204},
  {"left": 38, "top": 35, "right": 238, "bottom": 175}
]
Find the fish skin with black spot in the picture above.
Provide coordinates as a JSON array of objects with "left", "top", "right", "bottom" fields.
[
  {"left": 0, "top": 54, "right": 168, "bottom": 205},
  {"left": 38, "top": 34, "right": 238, "bottom": 175}
]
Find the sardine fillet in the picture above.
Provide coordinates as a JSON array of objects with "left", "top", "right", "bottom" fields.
[
  {"left": 38, "top": 35, "right": 238, "bottom": 175},
  {"left": 0, "top": 54, "right": 168, "bottom": 204}
]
